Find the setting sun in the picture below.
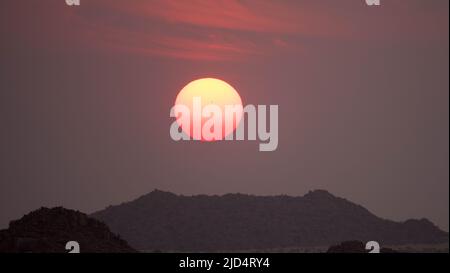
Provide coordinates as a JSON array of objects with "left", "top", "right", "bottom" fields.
[{"left": 174, "top": 78, "right": 243, "bottom": 141}]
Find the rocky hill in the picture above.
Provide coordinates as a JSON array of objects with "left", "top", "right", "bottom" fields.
[
  {"left": 327, "top": 240, "right": 397, "bottom": 253},
  {"left": 0, "top": 207, "right": 136, "bottom": 253}
]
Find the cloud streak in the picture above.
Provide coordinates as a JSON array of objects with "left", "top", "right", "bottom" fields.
[{"left": 2, "top": 0, "right": 448, "bottom": 61}]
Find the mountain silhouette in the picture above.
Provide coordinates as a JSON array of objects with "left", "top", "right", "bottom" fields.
[
  {"left": 92, "top": 189, "right": 448, "bottom": 252},
  {"left": 0, "top": 207, "right": 136, "bottom": 253}
]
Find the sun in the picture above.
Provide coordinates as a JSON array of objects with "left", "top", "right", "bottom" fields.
[{"left": 174, "top": 78, "right": 243, "bottom": 141}]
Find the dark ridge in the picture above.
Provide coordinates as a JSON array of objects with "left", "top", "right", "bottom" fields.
[{"left": 92, "top": 189, "right": 449, "bottom": 252}]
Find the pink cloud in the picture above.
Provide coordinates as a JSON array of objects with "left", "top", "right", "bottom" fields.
[{"left": 3, "top": 0, "right": 447, "bottom": 61}]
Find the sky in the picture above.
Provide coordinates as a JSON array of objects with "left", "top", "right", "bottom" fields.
[{"left": 0, "top": 0, "right": 448, "bottom": 231}]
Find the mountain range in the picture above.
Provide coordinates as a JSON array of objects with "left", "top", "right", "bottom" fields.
[{"left": 92, "top": 189, "right": 448, "bottom": 252}]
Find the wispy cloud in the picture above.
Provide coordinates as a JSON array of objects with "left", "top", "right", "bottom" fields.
[
  {"left": 3, "top": 0, "right": 447, "bottom": 61},
  {"left": 75, "top": 0, "right": 317, "bottom": 61}
]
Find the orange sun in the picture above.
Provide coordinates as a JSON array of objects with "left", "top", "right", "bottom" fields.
[{"left": 174, "top": 78, "right": 243, "bottom": 141}]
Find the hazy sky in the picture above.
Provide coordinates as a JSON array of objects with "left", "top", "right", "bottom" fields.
[{"left": 0, "top": 0, "right": 448, "bottom": 231}]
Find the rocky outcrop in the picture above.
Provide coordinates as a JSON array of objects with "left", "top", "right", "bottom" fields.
[
  {"left": 327, "top": 240, "right": 398, "bottom": 253},
  {"left": 0, "top": 207, "right": 136, "bottom": 253}
]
